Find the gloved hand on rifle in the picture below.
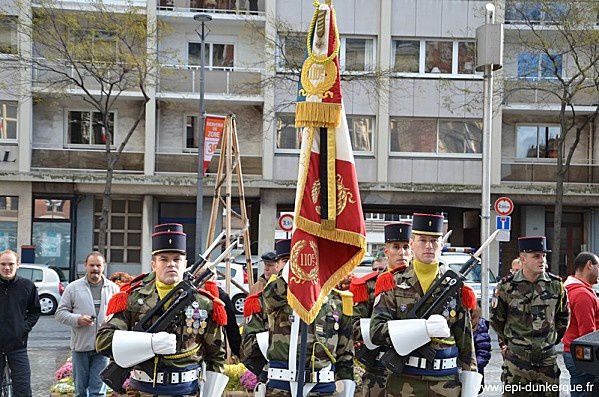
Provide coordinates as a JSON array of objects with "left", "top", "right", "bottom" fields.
[
  {"left": 424, "top": 314, "right": 450, "bottom": 338},
  {"left": 112, "top": 330, "right": 177, "bottom": 368},
  {"left": 386, "top": 314, "right": 450, "bottom": 356}
]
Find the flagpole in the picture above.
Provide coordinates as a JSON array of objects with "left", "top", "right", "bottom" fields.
[{"left": 296, "top": 320, "right": 309, "bottom": 396}]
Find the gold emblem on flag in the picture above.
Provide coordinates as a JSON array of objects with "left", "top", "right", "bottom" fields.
[
  {"left": 311, "top": 175, "right": 356, "bottom": 217},
  {"left": 299, "top": 56, "right": 337, "bottom": 99},
  {"left": 290, "top": 240, "right": 319, "bottom": 285}
]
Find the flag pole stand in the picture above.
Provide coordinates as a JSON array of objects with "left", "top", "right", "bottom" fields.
[{"left": 296, "top": 320, "right": 309, "bottom": 397}]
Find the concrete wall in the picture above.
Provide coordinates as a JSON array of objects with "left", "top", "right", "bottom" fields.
[
  {"left": 32, "top": 98, "right": 147, "bottom": 151},
  {"left": 156, "top": 101, "right": 263, "bottom": 155},
  {"left": 391, "top": 0, "right": 486, "bottom": 38},
  {"left": 159, "top": 19, "right": 265, "bottom": 69}
]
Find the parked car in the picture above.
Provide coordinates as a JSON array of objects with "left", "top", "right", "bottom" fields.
[
  {"left": 213, "top": 262, "right": 251, "bottom": 315},
  {"left": 439, "top": 248, "right": 498, "bottom": 304},
  {"left": 352, "top": 256, "right": 374, "bottom": 278},
  {"left": 16, "top": 264, "right": 64, "bottom": 315}
]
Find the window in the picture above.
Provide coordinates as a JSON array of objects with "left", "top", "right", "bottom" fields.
[
  {"left": 16, "top": 268, "right": 44, "bottom": 282},
  {"left": 94, "top": 198, "right": 142, "bottom": 264},
  {"left": 347, "top": 115, "right": 375, "bottom": 152},
  {"left": 32, "top": 199, "right": 71, "bottom": 271},
  {"left": 0, "top": 196, "right": 18, "bottom": 251},
  {"left": 516, "top": 125, "right": 560, "bottom": 158},
  {"left": 392, "top": 39, "right": 475, "bottom": 75},
  {"left": 67, "top": 111, "right": 114, "bottom": 146},
  {"left": 505, "top": 1, "right": 569, "bottom": 23},
  {"left": 438, "top": 120, "right": 482, "bottom": 154},
  {"left": 0, "top": 15, "right": 17, "bottom": 55},
  {"left": 342, "top": 38, "right": 374, "bottom": 72},
  {"left": 458, "top": 42, "right": 476, "bottom": 74},
  {"left": 390, "top": 118, "right": 482, "bottom": 154},
  {"left": 276, "top": 113, "right": 375, "bottom": 153},
  {"left": 275, "top": 113, "right": 301, "bottom": 150},
  {"left": 425, "top": 41, "right": 453, "bottom": 73},
  {"left": 0, "top": 100, "right": 17, "bottom": 141},
  {"left": 188, "top": 42, "right": 234, "bottom": 68},
  {"left": 393, "top": 40, "right": 419, "bottom": 73},
  {"left": 277, "top": 33, "right": 307, "bottom": 71},
  {"left": 517, "top": 52, "right": 563, "bottom": 79},
  {"left": 186, "top": 115, "right": 200, "bottom": 149},
  {"left": 70, "top": 30, "right": 119, "bottom": 62}
]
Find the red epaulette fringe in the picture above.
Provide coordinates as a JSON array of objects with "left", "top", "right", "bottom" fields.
[
  {"left": 203, "top": 280, "right": 220, "bottom": 298},
  {"left": 461, "top": 285, "right": 476, "bottom": 310},
  {"left": 243, "top": 293, "right": 262, "bottom": 317},
  {"left": 212, "top": 298, "right": 228, "bottom": 326},
  {"left": 374, "top": 271, "right": 395, "bottom": 296},
  {"left": 106, "top": 292, "right": 129, "bottom": 316},
  {"left": 349, "top": 281, "right": 369, "bottom": 303},
  {"left": 120, "top": 273, "right": 147, "bottom": 293}
]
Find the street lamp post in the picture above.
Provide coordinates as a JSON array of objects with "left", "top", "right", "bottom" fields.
[
  {"left": 194, "top": 13, "right": 212, "bottom": 258},
  {"left": 475, "top": 3, "right": 503, "bottom": 318}
]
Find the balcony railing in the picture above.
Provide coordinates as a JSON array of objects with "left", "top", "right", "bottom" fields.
[
  {"left": 502, "top": 160, "right": 599, "bottom": 184},
  {"left": 34, "top": 0, "right": 146, "bottom": 11},
  {"left": 158, "top": 65, "right": 263, "bottom": 98},
  {"left": 503, "top": 78, "right": 598, "bottom": 107},
  {"left": 31, "top": 60, "right": 144, "bottom": 96},
  {"left": 157, "top": 0, "right": 265, "bottom": 16}
]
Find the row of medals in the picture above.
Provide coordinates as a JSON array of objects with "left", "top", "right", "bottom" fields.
[{"left": 184, "top": 301, "right": 208, "bottom": 335}]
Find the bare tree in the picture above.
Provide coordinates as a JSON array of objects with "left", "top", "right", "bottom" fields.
[
  {"left": 3, "top": 0, "right": 162, "bottom": 253},
  {"left": 502, "top": 0, "right": 599, "bottom": 273}
]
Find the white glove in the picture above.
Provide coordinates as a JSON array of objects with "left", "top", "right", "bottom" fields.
[
  {"left": 333, "top": 380, "right": 356, "bottom": 397},
  {"left": 425, "top": 314, "right": 450, "bottom": 338},
  {"left": 151, "top": 332, "right": 177, "bottom": 355}
]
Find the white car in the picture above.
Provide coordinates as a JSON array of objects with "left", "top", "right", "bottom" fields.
[
  {"left": 213, "top": 262, "right": 251, "bottom": 315},
  {"left": 17, "top": 264, "right": 64, "bottom": 315},
  {"left": 439, "top": 250, "right": 498, "bottom": 303}
]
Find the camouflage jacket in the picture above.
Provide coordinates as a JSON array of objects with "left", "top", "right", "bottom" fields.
[
  {"left": 370, "top": 266, "right": 477, "bottom": 378},
  {"left": 96, "top": 272, "right": 226, "bottom": 373},
  {"left": 350, "top": 271, "right": 378, "bottom": 343},
  {"left": 351, "top": 267, "right": 405, "bottom": 344},
  {"left": 490, "top": 270, "right": 569, "bottom": 365},
  {"left": 262, "top": 276, "right": 354, "bottom": 380},
  {"left": 240, "top": 291, "right": 268, "bottom": 376}
]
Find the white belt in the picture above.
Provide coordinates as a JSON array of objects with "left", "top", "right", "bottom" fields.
[
  {"left": 131, "top": 368, "right": 200, "bottom": 384},
  {"left": 267, "top": 364, "right": 335, "bottom": 383},
  {"left": 405, "top": 356, "right": 457, "bottom": 370}
]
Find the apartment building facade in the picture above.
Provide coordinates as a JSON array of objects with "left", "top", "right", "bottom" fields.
[{"left": 0, "top": 0, "right": 597, "bottom": 278}]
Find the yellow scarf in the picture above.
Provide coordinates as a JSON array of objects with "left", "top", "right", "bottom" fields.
[
  {"left": 413, "top": 259, "right": 439, "bottom": 293},
  {"left": 156, "top": 279, "right": 179, "bottom": 300}
]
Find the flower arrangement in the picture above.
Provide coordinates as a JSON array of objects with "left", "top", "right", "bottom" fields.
[
  {"left": 224, "top": 362, "right": 247, "bottom": 391},
  {"left": 239, "top": 369, "right": 258, "bottom": 391},
  {"left": 54, "top": 359, "right": 72, "bottom": 381},
  {"left": 50, "top": 378, "right": 74, "bottom": 395}
]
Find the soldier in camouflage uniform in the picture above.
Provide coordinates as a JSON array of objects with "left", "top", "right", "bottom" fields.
[
  {"left": 257, "top": 240, "right": 355, "bottom": 396},
  {"left": 491, "top": 236, "right": 569, "bottom": 397},
  {"left": 240, "top": 241, "right": 289, "bottom": 381},
  {"left": 370, "top": 213, "right": 480, "bottom": 397},
  {"left": 96, "top": 224, "right": 227, "bottom": 397},
  {"left": 350, "top": 222, "right": 412, "bottom": 397}
]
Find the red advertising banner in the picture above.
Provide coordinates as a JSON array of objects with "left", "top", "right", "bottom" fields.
[{"left": 203, "top": 114, "right": 226, "bottom": 175}]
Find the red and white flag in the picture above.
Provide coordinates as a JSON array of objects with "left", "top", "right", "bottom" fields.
[{"left": 288, "top": 1, "right": 366, "bottom": 324}]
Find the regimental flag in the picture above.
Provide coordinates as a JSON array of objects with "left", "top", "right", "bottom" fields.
[{"left": 288, "top": 1, "right": 366, "bottom": 324}]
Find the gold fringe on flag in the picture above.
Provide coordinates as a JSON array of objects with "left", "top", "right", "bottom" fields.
[{"left": 295, "top": 102, "right": 341, "bottom": 129}]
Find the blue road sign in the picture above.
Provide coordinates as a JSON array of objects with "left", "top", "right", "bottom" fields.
[{"left": 496, "top": 215, "right": 511, "bottom": 230}]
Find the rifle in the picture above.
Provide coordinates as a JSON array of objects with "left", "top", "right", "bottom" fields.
[
  {"left": 380, "top": 230, "right": 500, "bottom": 374},
  {"left": 100, "top": 229, "right": 245, "bottom": 393}
]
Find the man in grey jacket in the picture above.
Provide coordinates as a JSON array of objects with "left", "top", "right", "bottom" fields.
[{"left": 55, "top": 252, "right": 119, "bottom": 397}]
